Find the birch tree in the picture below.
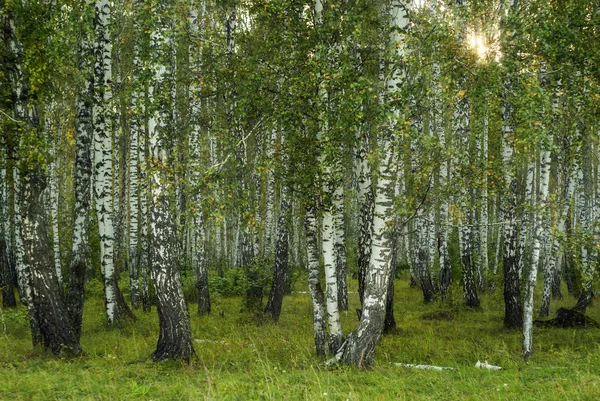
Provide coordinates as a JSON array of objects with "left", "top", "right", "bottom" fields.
[
  {"left": 4, "top": 2, "right": 81, "bottom": 355},
  {"left": 66, "top": 5, "right": 94, "bottom": 340},
  {"left": 500, "top": 0, "right": 522, "bottom": 329},
  {"left": 93, "top": 0, "right": 134, "bottom": 326},
  {"left": 147, "top": 0, "right": 195, "bottom": 362},
  {"left": 189, "top": 1, "right": 210, "bottom": 315},
  {"left": 522, "top": 63, "right": 552, "bottom": 360},
  {"left": 336, "top": 0, "right": 408, "bottom": 367}
]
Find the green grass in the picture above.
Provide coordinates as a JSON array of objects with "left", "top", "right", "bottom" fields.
[{"left": 1, "top": 277, "right": 600, "bottom": 400}]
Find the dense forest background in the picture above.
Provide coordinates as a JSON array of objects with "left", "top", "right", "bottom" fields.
[{"left": 1, "top": 0, "right": 600, "bottom": 371}]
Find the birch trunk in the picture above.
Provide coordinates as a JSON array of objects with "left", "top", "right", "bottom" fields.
[
  {"left": 148, "top": 0, "right": 195, "bottom": 361},
  {"left": 128, "top": 6, "right": 145, "bottom": 308},
  {"left": 333, "top": 186, "right": 348, "bottom": 311},
  {"left": 20, "top": 168, "right": 82, "bottom": 355},
  {"left": 540, "top": 79, "right": 563, "bottom": 316},
  {"left": 1, "top": 156, "right": 17, "bottom": 308},
  {"left": 93, "top": 0, "right": 133, "bottom": 326},
  {"left": 478, "top": 111, "right": 489, "bottom": 293},
  {"left": 409, "top": 97, "right": 435, "bottom": 302},
  {"left": 434, "top": 60, "right": 451, "bottom": 298},
  {"left": 305, "top": 205, "right": 329, "bottom": 356},
  {"left": 501, "top": 82, "right": 522, "bottom": 328},
  {"left": 264, "top": 129, "right": 277, "bottom": 257},
  {"left": 47, "top": 139, "right": 62, "bottom": 287},
  {"left": 5, "top": 10, "right": 30, "bottom": 308},
  {"left": 336, "top": 136, "right": 397, "bottom": 367},
  {"left": 315, "top": 0, "right": 343, "bottom": 354},
  {"left": 573, "top": 72, "right": 595, "bottom": 313},
  {"left": 189, "top": 4, "right": 210, "bottom": 315},
  {"left": 335, "top": 2, "right": 406, "bottom": 367},
  {"left": 66, "top": 30, "right": 94, "bottom": 339},
  {"left": 322, "top": 196, "right": 343, "bottom": 352},
  {"left": 523, "top": 64, "right": 552, "bottom": 359},
  {"left": 265, "top": 183, "right": 290, "bottom": 322},
  {"left": 355, "top": 130, "right": 373, "bottom": 306},
  {"left": 455, "top": 90, "right": 479, "bottom": 309}
]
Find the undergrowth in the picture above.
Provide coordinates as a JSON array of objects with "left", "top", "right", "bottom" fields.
[{"left": 1, "top": 276, "right": 599, "bottom": 400}]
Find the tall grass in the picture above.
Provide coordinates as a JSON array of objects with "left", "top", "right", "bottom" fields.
[{"left": 1, "top": 275, "right": 599, "bottom": 400}]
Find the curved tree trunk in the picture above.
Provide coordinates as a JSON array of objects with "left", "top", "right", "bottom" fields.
[
  {"left": 150, "top": 172, "right": 196, "bottom": 362},
  {"left": 336, "top": 135, "right": 397, "bottom": 367},
  {"left": 148, "top": 0, "right": 195, "bottom": 362},
  {"left": 20, "top": 167, "right": 82, "bottom": 356}
]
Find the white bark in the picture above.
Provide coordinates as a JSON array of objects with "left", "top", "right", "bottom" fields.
[
  {"left": 306, "top": 206, "right": 329, "bottom": 355},
  {"left": 264, "top": 128, "right": 277, "bottom": 257},
  {"left": 190, "top": 3, "right": 210, "bottom": 315},
  {"left": 454, "top": 88, "right": 479, "bottom": 308},
  {"left": 479, "top": 111, "right": 489, "bottom": 291},
  {"left": 540, "top": 79, "right": 563, "bottom": 316},
  {"left": 336, "top": 1, "right": 407, "bottom": 366},
  {"left": 47, "top": 135, "right": 62, "bottom": 286},
  {"left": 93, "top": 0, "right": 118, "bottom": 324},
  {"left": 148, "top": 0, "right": 195, "bottom": 361},
  {"left": 333, "top": 185, "right": 348, "bottom": 311},
  {"left": 354, "top": 128, "right": 373, "bottom": 305},
  {"left": 523, "top": 64, "right": 552, "bottom": 358},
  {"left": 322, "top": 200, "right": 343, "bottom": 352}
]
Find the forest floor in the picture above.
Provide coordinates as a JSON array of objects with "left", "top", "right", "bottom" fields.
[{"left": 1, "top": 275, "right": 600, "bottom": 400}]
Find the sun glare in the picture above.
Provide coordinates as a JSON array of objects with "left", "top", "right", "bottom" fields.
[{"left": 469, "top": 32, "right": 487, "bottom": 60}]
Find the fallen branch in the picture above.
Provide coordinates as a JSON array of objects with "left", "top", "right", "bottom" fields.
[
  {"left": 394, "top": 363, "right": 455, "bottom": 371},
  {"left": 475, "top": 360, "right": 502, "bottom": 370}
]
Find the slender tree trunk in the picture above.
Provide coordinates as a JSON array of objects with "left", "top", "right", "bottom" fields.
[
  {"left": 478, "top": 111, "right": 489, "bottom": 293},
  {"left": 523, "top": 63, "right": 552, "bottom": 359},
  {"left": 47, "top": 141, "right": 63, "bottom": 287},
  {"left": 264, "top": 129, "right": 277, "bottom": 258},
  {"left": 93, "top": 0, "right": 133, "bottom": 326},
  {"left": 573, "top": 73, "right": 595, "bottom": 313},
  {"left": 128, "top": 101, "right": 141, "bottom": 310},
  {"left": 333, "top": 186, "right": 348, "bottom": 311},
  {"left": 1, "top": 160, "right": 17, "bottom": 308},
  {"left": 189, "top": 3, "right": 210, "bottom": 316},
  {"left": 501, "top": 83, "right": 522, "bottom": 329},
  {"left": 265, "top": 182, "right": 290, "bottom": 322},
  {"left": 194, "top": 211, "right": 210, "bottom": 315},
  {"left": 540, "top": 79, "right": 563, "bottom": 317},
  {"left": 455, "top": 86, "right": 479, "bottom": 309},
  {"left": 66, "top": 32, "right": 94, "bottom": 340},
  {"left": 355, "top": 131, "right": 373, "bottom": 306},
  {"left": 322, "top": 195, "right": 343, "bottom": 352},
  {"left": 305, "top": 205, "right": 329, "bottom": 356}
]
